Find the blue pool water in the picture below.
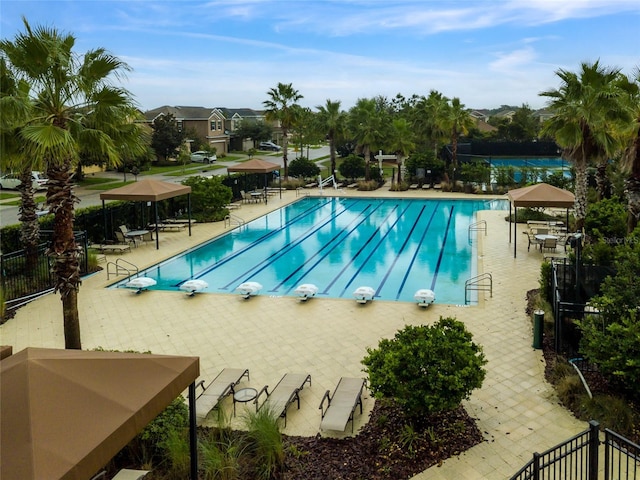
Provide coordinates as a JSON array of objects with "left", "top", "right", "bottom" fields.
[
  {"left": 488, "top": 157, "right": 571, "bottom": 182},
  {"left": 114, "top": 197, "right": 507, "bottom": 304}
]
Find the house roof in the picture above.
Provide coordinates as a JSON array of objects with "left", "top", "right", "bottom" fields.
[{"left": 1, "top": 347, "right": 199, "bottom": 480}]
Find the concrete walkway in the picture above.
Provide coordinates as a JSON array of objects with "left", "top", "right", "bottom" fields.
[{"left": 0, "top": 188, "right": 585, "bottom": 479}]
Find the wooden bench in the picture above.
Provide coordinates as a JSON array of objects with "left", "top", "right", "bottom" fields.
[{"left": 319, "top": 377, "right": 366, "bottom": 433}]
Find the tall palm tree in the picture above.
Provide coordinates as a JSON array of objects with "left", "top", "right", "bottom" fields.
[
  {"left": 1, "top": 19, "right": 145, "bottom": 349},
  {"left": 387, "top": 117, "right": 415, "bottom": 184},
  {"left": 621, "top": 67, "right": 640, "bottom": 233},
  {"left": 445, "top": 97, "right": 474, "bottom": 185},
  {"left": 263, "top": 82, "right": 303, "bottom": 179},
  {"left": 0, "top": 57, "right": 41, "bottom": 275},
  {"left": 316, "top": 99, "right": 346, "bottom": 178},
  {"left": 540, "top": 61, "right": 633, "bottom": 231},
  {"left": 348, "top": 98, "right": 385, "bottom": 181},
  {"left": 414, "top": 90, "right": 450, "bottom": 159}
]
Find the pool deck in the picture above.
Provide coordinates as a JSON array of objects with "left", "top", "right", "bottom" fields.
[{"left": 0, "top": 187, "right": 585, "bottom": 479}]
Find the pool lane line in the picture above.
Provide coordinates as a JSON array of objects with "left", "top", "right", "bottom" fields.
[
  {"left": 220, "top": 199, "right": 372, "bottom": 290},
  {"left": 335, "top": 203, "right": 409, "bottom": 298},
  {"left": 176, "top": 197, "right": 343, "bottom": 284},
  {"left": 392, "top": 203, "right": 441, "bottom": 300},
  {"left": 430, "top": 205, "right": 455, "bottom": 292},
  {"left": 276, "top": 202, "right": 386, "bottom": 294}
]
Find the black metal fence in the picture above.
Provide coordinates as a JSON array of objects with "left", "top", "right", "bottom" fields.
[
  {"left": 511, "top": 421, "right": 639, "bottom": 480},
  {"left": 1, "top": 231, "right": 88, "bottom": 306}
]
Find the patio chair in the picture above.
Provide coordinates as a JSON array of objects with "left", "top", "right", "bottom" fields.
[
  {"left": 255, "top": 373, "right": 311, "bottom": 426},
  {"left": 523, "top": 231, "right": 541, "bottom": 251},
  {"left": 319, "top": 377, "right": 366, "bottom": 433},
  {"left": 240, "top": 190, "right": 253, "bottom": 204},
  {"left": 542, "top": 237, "right": 558, "bottom": 252},
  {"left": 114, "top": 230, "right": 135, "bottom": 247},
  {"left": 195, "top": 368, "right": 250, "bottom": 423}
]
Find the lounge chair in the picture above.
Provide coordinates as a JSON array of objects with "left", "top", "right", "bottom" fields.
[
  {"left": 89, "top": 243, "right": 131, "bottom": 254},
  {"left": 195, "top": 368, "right": 250, "bottom": 423},
  {"left": 319, "top": 377, "right": 366, "bottom": 433},
  {"left": 255, "top": 373, "right": 311, "bottom": 426},
  {"left": 115, "top": 230, "right": 135, "bottom": 247},
  {"left": 111, "top": 469, "right": 151, "bottom": 480}
]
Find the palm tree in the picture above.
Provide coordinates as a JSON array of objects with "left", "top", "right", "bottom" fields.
[
  {"left": 348, "top": 98, "right": 385, "bottom": 181},
  {"left": 540, "top": 61, "right": 634, "bottom": 231},
  {"left": 0, "top": 57, "right": 41, "bottom": 275},
  {"left": 1, "top": 18, "right": 145, "bottom": 349},
  {"left": 414, "top": 90, "right": 450, "bottom": 159},
  {"left": 387, "top": 118, "right": 415, "bottom": 184},
  {"left": 316, "top": 99, "right": 346, "bottom": 178},
  {"left": 445, "top": 97, "right": 474, "bottom": 186},
  {"left": 621, "top": 67, "right": 640, "bottom": 233},
  {"left": 263, "top": 82, "right": 303, "bottom": 179}
]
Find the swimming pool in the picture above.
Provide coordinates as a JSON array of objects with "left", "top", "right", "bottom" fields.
[{"left": 115, "top": 197, "right": 507, "bottom": 304}]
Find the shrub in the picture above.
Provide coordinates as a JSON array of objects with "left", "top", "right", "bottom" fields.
[
  {"left": 357, "top": 180, "right": 380, "bottom": 191},
  {"left": 242, "top": 405, "right": 284, "bottom": 480},
  {"left": 288, "top": 157, "right": 320, "bottom": 179},
  {"left": 179, "top": 175, "right": 232, "bottom": 222},
  {"left": 338, "top": 154, "right": 365, "bottom": 181},
  {"left": 362, "top": 318, "right": 487, "bottom": 419},
  {"left": 585, "top": 197, "right": 627, "bottom": 242}
]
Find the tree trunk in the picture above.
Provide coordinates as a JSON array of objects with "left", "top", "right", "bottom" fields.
[
  {"left": 282, "top": 130, "right": 289, "bottom": 179},
  {"left": 625, "top": 176, "right": 640, "bottom": 233},
  {"left": 46, "top": 160, "right": 82, "bottom": 349},
  {"left": 595, "top": 161, "right": 610, "bottom": 200},
  {"left": 397, "top": 155, "right": 404, "bottom": 184},
  {"left": 17, "top": 170, "right": 40, "bottom": 278},
  {"left": 574, "top": 155, "right": 588, "bottom": 232},
  {"left": 364, "top": 146, "right": 371, "bottom": 181},
  {"left": 329, "top": 135, "right": 337, "bottom": 178}
]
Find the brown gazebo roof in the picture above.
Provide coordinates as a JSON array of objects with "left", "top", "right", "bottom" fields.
[
  {"left": 99, "top": 179, "right": 191, "bottom": 202},
  {"left": 1, "top": 347, "right": 199, "bottom": 480},
  {"left": 227, "top": 158, "right": 280, "bottom": 173},
  {"left": 507, "top": 183, "right": 575, "bottom": 208}
]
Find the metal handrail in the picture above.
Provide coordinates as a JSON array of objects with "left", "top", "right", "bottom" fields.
[
  {"left": 468, "top": 220, "right": 487, "bottom": 242},
  {"left": 464, "top": 272, "right": 492, "bottom": 304},
  {"left": 106, "top": 258, "right": 138, "bottom": 280},
  {"left": 224, "top": 214, "right": 246, "bottom": 228}
]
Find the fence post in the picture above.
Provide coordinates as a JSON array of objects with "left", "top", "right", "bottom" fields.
[
  {"left": 588, "top": 420, "right": 600, "bottom": 480},
  {"left": 533, "top": 452, "right": 541, "bottom": 480}
]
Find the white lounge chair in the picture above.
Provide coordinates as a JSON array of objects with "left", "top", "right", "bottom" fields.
[
  {"left": 414, "top": 289, "right": 435, "bottom": 307},
  {"left": 319, "top": 377, "right": 366, "bottom": 433},
  {"left": 124, "top": 277, "right": 156, "bottom": 294},
  {"left": 195, "top": 368, "right": 250, "bottom": 423},
  {"left": 294, "top": 283, "right": 318, "bottom": 301},
  {"left": 236, "top": 281, "right": 263, "bottom": 299},
  {"left": 180, "top": 279, "right": 209, "bottom": 296},
  {"left": 255, "top": 373, "right": 311, "bottom": 426}
]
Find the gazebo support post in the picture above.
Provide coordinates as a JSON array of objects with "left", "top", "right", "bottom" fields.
[
  {"left": 102, "top": 199, "right": 107, "bottom": 243},
  {"left": 188, "top": 193, "right": 192, "bottom": 236},
  {"left": 189, "top": 382, "right": 198, "bottom": 480},
  {"left": 514, "top": 207, "right": 518, "bottom": 258},
  {"left": 154, "top": 202, "right": 160, "bottom": 250}
]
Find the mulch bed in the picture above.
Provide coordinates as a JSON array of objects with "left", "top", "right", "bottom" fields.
[{"left": 282, "top": 401, "right": 484, "bottom": 480}]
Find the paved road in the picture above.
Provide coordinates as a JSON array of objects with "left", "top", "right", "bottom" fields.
[{"left": 0, "top": 146, "right": 330, "bottom": 227}]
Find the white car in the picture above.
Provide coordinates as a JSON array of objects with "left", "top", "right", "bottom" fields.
[
  {"left": 0, "top": 171, "right": 48, "bottom": 190},
  {"left": 190, "top": 151, "right": 217, "bottom": 163}
]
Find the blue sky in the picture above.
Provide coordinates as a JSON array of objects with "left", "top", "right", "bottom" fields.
[{"left": 2, "top": 1, "right": 639, "bottom": 113}]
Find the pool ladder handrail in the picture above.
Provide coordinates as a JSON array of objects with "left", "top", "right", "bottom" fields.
[
  {"left": 107, "top": 258, "right": 139, "bottom": 280},
  {"left": 224, "top": 213, "right": 246, "bottom": 229},
  {"left": 468, "top": 220, "right": 487, "bottom": 242},
  {"left": 464, "top": 272, "right": 492, "bottom": 304}
]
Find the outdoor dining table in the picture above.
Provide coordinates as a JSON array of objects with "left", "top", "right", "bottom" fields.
[{"left": 534, "top": 234, "right": 559, "bottom": 251}]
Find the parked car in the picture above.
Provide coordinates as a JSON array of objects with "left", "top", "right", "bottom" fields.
[
  {"left": 0, "top": 171, "right": 48, "bottom": 190},
  {"left": 190, "top": 151, "right": 217, "bottom": 163},
  {"left": 259, "top": 141, "right": 282, "bottom": 151}
]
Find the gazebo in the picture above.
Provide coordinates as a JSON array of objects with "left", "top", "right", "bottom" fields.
[
  {"left": 1, "top": 347, "right": 200, "bottom": 480},
  {"left": 227, "top": 158, "right": 281, "bottom": 202},
  {"left": 99, "top": 179, "right": 192, "bottom": 249},
  {"left": 507, "top": 183, "right": 575, "bottom": 258}
]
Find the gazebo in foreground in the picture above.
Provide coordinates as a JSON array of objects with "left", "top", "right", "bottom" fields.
[
  {"left": 1, "top": 347, "right": 200, "bottom": 480},
  {"left": 507, "top": 183, "right": 575, "bottom": 258}
]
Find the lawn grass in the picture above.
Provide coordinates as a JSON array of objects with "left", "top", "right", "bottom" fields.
[
  {"left": 3, "top": 195, "right": 47, "bottom": 206},
  {"left": 164, "top": 164, "right": 225, "bottom": 177},
  {"left": 0, "top": 192, "right": 20, "bottom": 200},
  {"left": 83, "top": 180, "right": 136, "bottom": 190},
  {"left": 78, "top": 177, "right": 119, "bottom": 186}
]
